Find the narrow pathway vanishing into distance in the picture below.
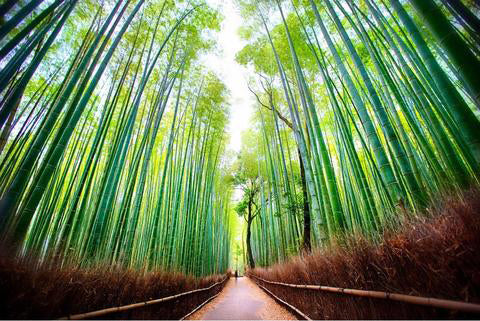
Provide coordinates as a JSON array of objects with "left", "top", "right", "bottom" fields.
[{"left": 187, "top": 277, "right": 297, "bottom": 320}]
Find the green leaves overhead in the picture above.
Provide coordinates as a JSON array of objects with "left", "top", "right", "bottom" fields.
[{"left": 1, "top": 0, "right": 479, "bottom": 276}]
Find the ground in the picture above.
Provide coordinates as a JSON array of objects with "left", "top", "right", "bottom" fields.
[{"left": 187, "top": 277, "right": 297, "bottom": 320}]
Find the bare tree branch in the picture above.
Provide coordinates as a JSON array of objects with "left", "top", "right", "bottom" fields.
[{"left": 248, "top": 79, "right": 294, "bottom": 130}]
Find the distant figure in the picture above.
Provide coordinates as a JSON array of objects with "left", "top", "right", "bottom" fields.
[{"left": 234, "top": 270, "right": 238, "bottom": 278}]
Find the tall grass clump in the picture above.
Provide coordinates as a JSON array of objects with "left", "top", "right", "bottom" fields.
[{"left": 0, "top": 252, "right": 228, "bottom": 319}]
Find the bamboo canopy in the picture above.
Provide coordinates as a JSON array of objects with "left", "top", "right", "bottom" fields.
[{"left": 0, "top": 0, "right": 479, "bottom": 308}]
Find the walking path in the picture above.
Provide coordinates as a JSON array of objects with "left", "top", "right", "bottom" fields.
[{"left": 187, "top": 277, "right": 297, "bottom": 320}]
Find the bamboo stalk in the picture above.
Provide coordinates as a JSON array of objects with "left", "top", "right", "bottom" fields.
[
  {"left": 250, "top": 275, "right": 480, "bottom": 314},
  {"left": 59, "top": 276, "right": 229, "bottom": 320}
]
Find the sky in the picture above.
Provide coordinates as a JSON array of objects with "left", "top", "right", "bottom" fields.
[
  {"left": 200, "top": 0, "right": 255, "bottom": 153},
  {"left": 199, "top": 1, "right": 252, "bottom": 247}
]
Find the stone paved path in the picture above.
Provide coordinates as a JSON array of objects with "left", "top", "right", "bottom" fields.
[{"left": 187, "top": 277, "right": 296, "bottom": 320}]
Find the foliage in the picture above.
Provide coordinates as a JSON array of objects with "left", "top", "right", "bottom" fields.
[
  {"left": 0, "top": 0, "right": 231, "bottom": 277},
  {"left": 235, "top": 0, "right": 480, "bottom": 266}
]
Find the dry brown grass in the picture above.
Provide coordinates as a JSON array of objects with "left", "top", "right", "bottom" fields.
[
  {"left": 0, "top": 256, "right": 227, "bottom": 319},
  {"left": 249, "top": 189, "right": 480, "bottom": 319}
]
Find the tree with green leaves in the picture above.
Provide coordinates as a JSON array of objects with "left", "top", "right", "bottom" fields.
[{"left": 233, "top": 131, "right": 262, "bottom": 269}]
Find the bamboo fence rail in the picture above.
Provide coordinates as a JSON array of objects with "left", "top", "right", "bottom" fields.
[
  {"left": 250, "top": 275, "right": 480, "bottom": 314},
  {"left": 179, "top": 292, "right": 221, "bottom": 320},
  {"left": 255, "top": 282, "right": 312, "bottom": 320},
  {"left": 59, "top": 276, "right": 229, "bottom": 320}
]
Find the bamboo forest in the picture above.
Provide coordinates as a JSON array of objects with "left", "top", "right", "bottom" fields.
[{"left": 0, "top": 0, "right": 480, "bottom": 319}]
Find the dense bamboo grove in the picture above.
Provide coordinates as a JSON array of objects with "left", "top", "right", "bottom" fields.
[
  {"left": 235, "top": 0, "right": 480, "bottom": 267},
  {"left": 1, "top": 0, "right": 479, "bottom": 279},
  {"left": 0, "top": 0, "right": 232, "bottom": 276}
]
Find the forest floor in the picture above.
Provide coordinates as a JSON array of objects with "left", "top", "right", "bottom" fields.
[{"left": 187, "top": 276, "right": 297, "bottom": 320}]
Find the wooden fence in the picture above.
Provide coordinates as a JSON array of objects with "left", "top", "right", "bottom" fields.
[
  {"left": 59, "top": 276, "right": 229, "bottom": 320},
  {"left": 250, "top": 274, "right": 480, "bottom": 316}
]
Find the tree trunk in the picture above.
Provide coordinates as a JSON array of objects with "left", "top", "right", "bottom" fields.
[
  {"left": 0, "top": 96, "right": 19, "bottom": 155},
  {"left": 246, "top": 200, "right": 255, "bottom": 268},
  {"left": 299, "top": 148, "right": 311, "bottom": 253},
  {"left": 408, "top": 0, "right": 480, "bottom": 110},
  {"left": 0, "top": 0, "right": 20, "bottom": 19},
  {"left": 392, "top": 0, "right": 480, "bottom": 165},
  {"left": 266, "top": 103, "right": 312, "bottom": 253},
  {"left": 444, "top": 0, "right": 480, "bottom": 36}
]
